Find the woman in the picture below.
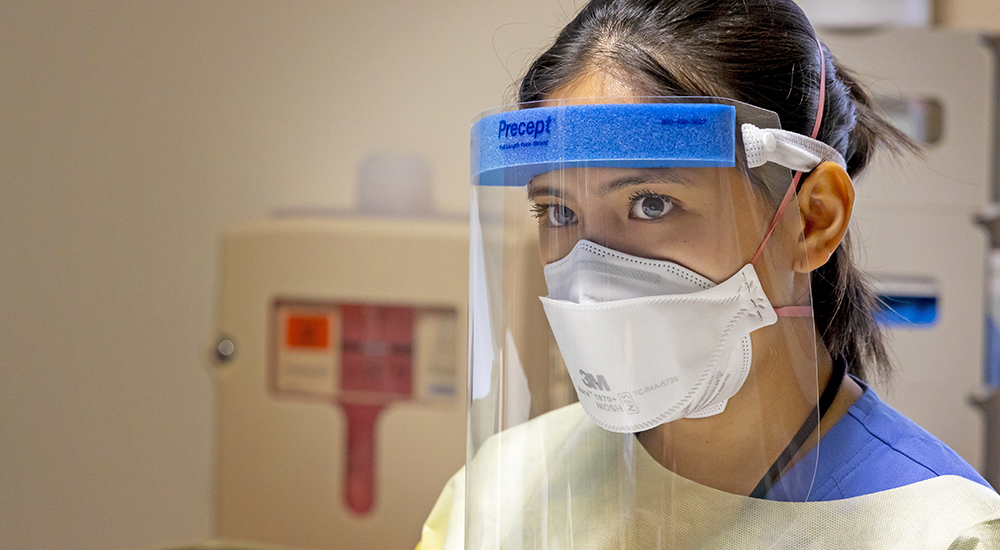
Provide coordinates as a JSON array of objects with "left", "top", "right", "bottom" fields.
[{"left": 421, "top": 1, "right": 1000, "bottom": 548}]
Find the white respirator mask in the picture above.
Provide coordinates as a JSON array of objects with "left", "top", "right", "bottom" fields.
[{"left": 539, "top": 240, "right": 778, "bottom": 432}]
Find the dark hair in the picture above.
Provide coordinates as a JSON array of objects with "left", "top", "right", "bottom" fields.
[{"left": 518, "top": 0, "right": 915, "bottom": 382}]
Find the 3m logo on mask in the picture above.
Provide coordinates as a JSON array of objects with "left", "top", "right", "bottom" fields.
[{"left": 579, "top": 370, "right": 610, "bottom": 391}]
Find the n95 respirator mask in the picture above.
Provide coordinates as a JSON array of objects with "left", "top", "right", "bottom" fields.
[{"left": 539, "top": 240, "right": 778, "bottom": 433}]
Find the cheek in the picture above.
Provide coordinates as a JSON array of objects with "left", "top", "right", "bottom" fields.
[
  {"left": 537, "top": 204, "right": 630, "bottom": 264},
  {"left": 668, "top": 217, "right": 747, "bottom": 283},
  {"left": 537, "top": 230, "right": 565, "bottom": 265},
  {"left": 666, "top": 192, "right": 764, "bottom": 283},
  {"left": 537, "top": 225, "right": 588, "bottom": 265},
  {"left": 752, "top": 206, "right": 809, "bottom": 304}
]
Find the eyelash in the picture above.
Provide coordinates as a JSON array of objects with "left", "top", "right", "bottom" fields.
[{"left": 530, "top": 202, "right": 552, "bottom": 219}]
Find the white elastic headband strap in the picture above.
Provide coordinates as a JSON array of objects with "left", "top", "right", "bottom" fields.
[{"left": 742, "top": 124, "right": 847, "bottom": 172}]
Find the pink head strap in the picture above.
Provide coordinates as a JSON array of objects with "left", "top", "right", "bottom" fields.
[{"left": 751, "top": 38, "right": 827, "bottom": 318}]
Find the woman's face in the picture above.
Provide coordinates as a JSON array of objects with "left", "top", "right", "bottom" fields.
[
  {"left": 530, "top": 76, "right": 804, "bottom": 300},
  {"left": 528, "top": 165, "right": 772, "bottom": 284}
]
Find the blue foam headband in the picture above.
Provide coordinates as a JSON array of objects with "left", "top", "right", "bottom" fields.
[{"left": 472, "top": 103, "right": 736, "bottom": 187}]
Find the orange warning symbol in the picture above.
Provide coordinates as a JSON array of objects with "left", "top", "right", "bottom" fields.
[{"left": 286, "top": 315, "right": 330, "bottom": 349}]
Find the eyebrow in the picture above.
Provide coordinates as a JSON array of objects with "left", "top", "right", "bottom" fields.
[
  {"left": 527, "top": 170, "right": 696, "bottom": 200},
  {"left": 527, "top": 184, "right": 566, "bottom": 200}
]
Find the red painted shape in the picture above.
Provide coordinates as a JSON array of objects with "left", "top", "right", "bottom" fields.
[
  {"left": 337, "top": 304, "right": 416, "bottom": 515},
  {"left": 342, "top": 402, "right": 383, "bottom": 515},
  {"left": 285, "top": 315, "right": 330, "bottom": 349}
]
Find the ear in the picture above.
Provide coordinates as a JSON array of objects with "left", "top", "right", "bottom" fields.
[{"left": 793, "top": 161, "right": 854, "bottom": 273}]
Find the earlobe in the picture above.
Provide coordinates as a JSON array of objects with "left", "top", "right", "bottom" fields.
[{"left": 794, "top": 162, "right": 855, "bottom": 273}]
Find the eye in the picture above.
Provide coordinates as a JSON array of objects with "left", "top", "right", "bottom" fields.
[
  {"left": 629, "top": 191, "right": 674, "bottom": 220},
  {"left": 530, "top": 203, "right": 578, "bottom": 227},
  {"left": 548, "top": 204, "right": 578, "bottom": 227}
]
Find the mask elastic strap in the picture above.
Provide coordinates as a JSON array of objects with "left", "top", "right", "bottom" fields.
[{"left": 751, "top": 38, "right": 827, "bottom": 318}]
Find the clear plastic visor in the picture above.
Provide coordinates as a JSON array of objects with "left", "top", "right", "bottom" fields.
[{"left": 467, "top": 98, "right": 823, "bottom": 548}]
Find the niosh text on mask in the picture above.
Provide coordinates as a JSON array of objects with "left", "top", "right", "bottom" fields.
[{"left": 497, "top": 116, "right": 553, "bottom": 140}]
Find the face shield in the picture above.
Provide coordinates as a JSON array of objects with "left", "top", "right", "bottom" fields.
[{"left": 466, "top": 97, "right": 846, "bottom": 548}]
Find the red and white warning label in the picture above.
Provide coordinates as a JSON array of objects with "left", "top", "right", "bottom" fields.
[{"left": 270, "top": 300, "right": 458, "bottom": 403}]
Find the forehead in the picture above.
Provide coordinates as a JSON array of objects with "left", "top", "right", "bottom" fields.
[
  {"left": 527, "top": 166, "right": 752, "bottom": 206},
  {"left": 545, "top": 72, "right": 638, "bottom": 103},
  {"left": 528, "top": 167, "right": 699, "bottom": 196}
]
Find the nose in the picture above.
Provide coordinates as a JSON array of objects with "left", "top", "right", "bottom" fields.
[{"left": 539, "top": 211, "right": 636, "bottom": 265}]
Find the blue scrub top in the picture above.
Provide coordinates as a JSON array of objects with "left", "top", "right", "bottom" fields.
[{"left": 768, "top": 377, "right": 993, "bottom": 502}]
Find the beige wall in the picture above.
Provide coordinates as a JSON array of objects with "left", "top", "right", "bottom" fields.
[
  {"left": 939, "top": 0, "right": 1000, "bottom": 30},
  {"left": 0, "top": 1, "right": 569, "bottom": 549},
  {"left": 2, "top": 2, "right": 995, "bottom": 549}
]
